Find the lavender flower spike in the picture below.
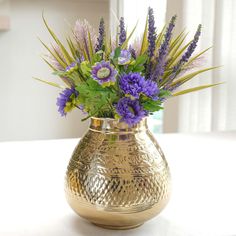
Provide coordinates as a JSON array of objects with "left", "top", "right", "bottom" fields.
[
  {"left": 174, "top": 24, "right": 202, "bottom": 72},
  {"left": 95, "top": 18, "right": 105, "bottom": 52},
  {"left": 152, "top": 15, "right": 177, "bottom": 82},
  {"left": 147, "top": 7, "right": 157, "bottom": 59},
  {"left": 164, "top": 24, "right": 202, "bottom": 90},
  {"left": 119, "top": 17, "right": 126, "bottom": 46},
  {"left": 146, "top": 7, "right": 157, "bottom": 79}
]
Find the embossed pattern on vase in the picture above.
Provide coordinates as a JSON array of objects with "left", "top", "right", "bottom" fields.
[{"left": 65, "top": 118, "right": 171, "bottom": 229}]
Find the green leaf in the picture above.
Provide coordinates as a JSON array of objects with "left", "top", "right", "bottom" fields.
[
  {"left": 121, "top": 21, "right": 138, "bottom": 49},
  {"left": 172, "top": 82, "right": 224, "bottom": 96},
  {"left": 77, "top": 79, "right": 117, "bottom": 117},
  {"left": 38, "top": 37, "right": 67, "bottom": 68},
  {"left": 140, "top": 15, "right": 148, "bottom": 55},
  {"left": 127, "top": 55, "right": 148, "bottom": 73},
  {"left": 42, "top": 13, "right": 73, "bottom": 64},
  {"left": 141, "top": 99, "right": 163, "bottom": 112},
  {"left": 132, "top": 65, "right": 145, "bottom": 72},
  {"left": 169, "top": 29, "right": 186, "bottom": 51},
  {"left": 66, "top": 37, "right": 77, "bottom": 60},
  {"left": 134, "top": 55, "right": 148, "bottom": 66},
  {"left": 155, "top": 24, "right": 166, "bottom": 52},
  {"left": 41, "top": 57, "right": 57, "bottom": 71},
  {"left": 171, "top": 66, "right": 220, "bottom": 87},
  {"left": 167, "top": 40, "right": 191, "bottom": 68},
  {"left": 33, "top": 77, "right": 65, "bottom": 89},
  {"left": 80, "top": 61, "right": 91, "bottom": 77},
  {"left": 113, "top": 47, "right": 121, "bottom": 59},
  {"left": 87, "top": 30, "right": 94, "bottom": 59},
  {"left": 159, "top": 89, "right": 172, "bottom": 98}
]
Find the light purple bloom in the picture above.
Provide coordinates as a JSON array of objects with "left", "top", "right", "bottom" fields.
[
  {"left": 119, "top": 17, "right": 126, "bottom": 46},
  {"left": 110, "top": 49, "right": 131, "bottom": 65},
  {"left": 132, "top": 37, "right": 142, "bottom": 56},
  {"left": 119, "top": 72, "right": 159, "bottom": 99},
  {"left": 91, "top": 61, "right": 118, "bottom": 85},
  {"left": 119, "top": 50, "right": 131, "bottom": 64},
  {"left": 73, "top": 19, "right": 97, "bottom": 60},
  {"left": 56, "top": 87, "right": 78, "bottom": 116},
  {"left": 116, "top": 97, "right": 147, "bottom": 126}
]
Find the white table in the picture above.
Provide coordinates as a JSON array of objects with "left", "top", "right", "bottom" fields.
[{"left": 0, "top": 132, "right": 235, "bottom": 236}]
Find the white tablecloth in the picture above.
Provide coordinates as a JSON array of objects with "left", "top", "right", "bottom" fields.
[{"left": 0, "top": 132, "right": 235, "bottom": 236}]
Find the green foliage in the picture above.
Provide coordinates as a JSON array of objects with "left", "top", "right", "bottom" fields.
[
  {"left": 141, "top": 98, "right": 163, "bottom": 112},
  {"left": 33, "top": 77, "right": 65, "bottom": 89},
  {"left": 76, "top": 79, "right": 118, "bottom": 118},
  {"left": 127, "top": 55, "right": 148, "bottom": 73},
  {"left": 172, "top": 82, "right": 224, "bottom": 96},
  {"left": 159, "top": 89, "right": 172, "bottom": 99}
]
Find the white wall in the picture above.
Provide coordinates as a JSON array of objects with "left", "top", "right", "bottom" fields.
[{"left": 0, "top": 0, "right": 109, "bottom": 141}]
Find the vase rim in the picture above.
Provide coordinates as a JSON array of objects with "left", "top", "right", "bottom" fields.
[
  {"left": 89, "top": 117, "right": 148, "bottom": 133},
  {"left": 91, "top": 116, "right": 147, "bottom": 121}
]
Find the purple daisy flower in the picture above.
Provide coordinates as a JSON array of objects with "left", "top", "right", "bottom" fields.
[
  {"left": 116, "top": 97, "right": 147, "bottom": 126},
  {"left": 56, "top": 87, "right": 78, "bottom": 116},
  {"left": 110, "top": 49, "right": 131, "bottom": 65},
  {"left": 118, "top": 50, "right": 131, "bottom": 65},
  {"left": 119, "top": 72, "right": 159, "bottom": 99},
  {"left": 91, "top": 61, "right": 118, "bottom": 86}
]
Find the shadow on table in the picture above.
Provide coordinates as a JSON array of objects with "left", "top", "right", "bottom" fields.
[{"left": 65, "top": 214, "right": 194, "bottom": 236}]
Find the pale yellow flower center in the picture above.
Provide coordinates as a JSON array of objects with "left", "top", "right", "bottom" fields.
[{"left": 97, "top": 67, "right": 110, "bottom": 79}]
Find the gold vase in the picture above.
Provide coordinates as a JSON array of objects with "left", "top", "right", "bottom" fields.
[{"left": 65, "top": 117, "right": 171, "bottom": 229}]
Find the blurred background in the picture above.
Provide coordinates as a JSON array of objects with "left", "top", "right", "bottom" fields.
[{"left": 0, "top": 0, "right": 235, "bottom": 141}]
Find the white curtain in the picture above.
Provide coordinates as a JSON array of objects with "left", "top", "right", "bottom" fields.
[{"left": 175, "top": 0, "right": 236, "bottom": 132}]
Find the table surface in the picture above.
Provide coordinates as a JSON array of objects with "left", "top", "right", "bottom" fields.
[{"left": 0, "top": 132, "right": 235, "bottom": 236}]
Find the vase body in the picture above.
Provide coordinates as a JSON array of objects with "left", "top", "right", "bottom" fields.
[{"left": 65, "top": 117, "right": 170, "bottom": 229}]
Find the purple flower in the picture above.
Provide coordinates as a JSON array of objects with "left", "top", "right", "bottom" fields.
[
  {"left": 143, "top": 79, "right": 159, "bottom": 100},
  {"left": 95, "top": 18, "right": 105, "bottom": 52},
  {"left": 91, "top": 61, "right": 118, "bottom": 86},
  {"left": 119, "top": 17, "right": 126, "bottom": 46},
  {"left": 65, "top": 61, "right": 78, "bottom": 72},
  {"left": 110, "top": 49, "right": 131, "bottom": 64},
  {"left": 129, "top": 45, "right": 137, "bottom": 59},
  {"left": 146, "top": 7, "right": 157, "bottom": 79},
  {"left": 116, "top": 97, "right": 147, "bottom": 126},
  {"left": 119, "top": 72, "right": 159, "bottom": 99},
  {"left": 165, "top": 24, "right": 202, "bottom": 88},
  {"left": 56, "top": 87, "right": 78, "bottom": 116},
  {"left": 119, "top": 50, "right": 131, "bottom": 64},
  {"left": 147, "top": 7, "right": 157, "bottom": 59},
  {"left": 173, "top": 24, "right": 202, "bottom": 74},
  {"left": 152, "top": 15, "right": 177, "bottom": 82}
]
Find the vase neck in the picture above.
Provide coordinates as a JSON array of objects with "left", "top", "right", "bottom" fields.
[{"left": 89, "top": 117, "right": 148, "bottom": 133}]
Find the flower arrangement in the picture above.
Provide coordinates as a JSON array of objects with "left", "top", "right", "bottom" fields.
[{"left": 36, "top": 7, "right": 221, "bottom": 126}]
